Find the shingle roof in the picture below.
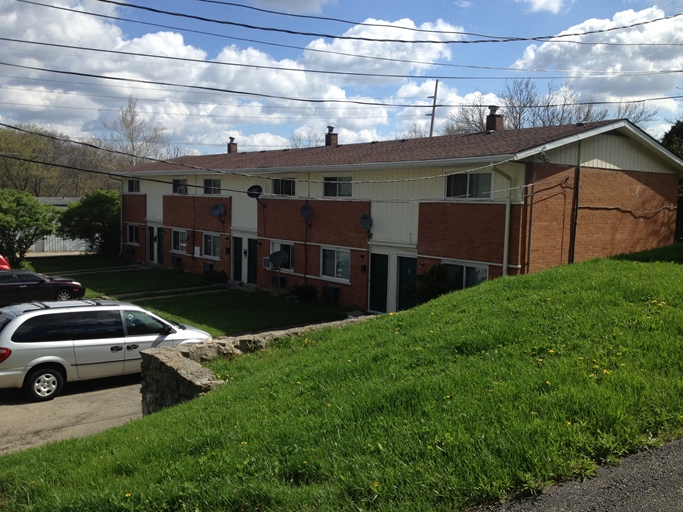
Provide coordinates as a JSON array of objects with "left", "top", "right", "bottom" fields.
[{"left": 121, "top": 120, "right": 623, "bottom": 174}]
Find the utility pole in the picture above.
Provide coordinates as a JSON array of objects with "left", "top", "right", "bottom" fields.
[{"left": 427, "top": 79, "right": 439, "bottom": 137}]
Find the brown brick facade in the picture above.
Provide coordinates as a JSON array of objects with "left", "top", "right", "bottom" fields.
[{"left": 256, "top": 198, "right": 371, "bottom": 309}]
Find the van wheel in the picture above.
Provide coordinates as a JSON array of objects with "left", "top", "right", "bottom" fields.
[
  {"left": 23, "top": 367, "right": 64, "bottom": 401},
  {"left": 55, "top": 289, "right": 73, "bottom": 301}
]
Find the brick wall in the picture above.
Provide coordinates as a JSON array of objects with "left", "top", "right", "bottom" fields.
[
  {"left": 122, "top": 194, "right": 147, "bottom": 262},
  {"left": 573, "top": 168, "right": 677, "bottom": 261},
  {"left": 418, "top": 202, "right": 525, "bottom": 265},
  {"left": 256, "top": 198, "right": 371, "bottom": 309},
  {"left": 525, "top": 164, "right": 577, "bottom": 273}
]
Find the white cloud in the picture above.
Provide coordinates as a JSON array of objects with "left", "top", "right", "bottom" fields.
[
  {"left": 516, "top": 0, "right": 567, "bottom": 14},
  {"left": 512, "top": 7, "right": 683, "bottom": 120},
  {"left": 251, "top": 0, "right": 334, "bottom": 14}
]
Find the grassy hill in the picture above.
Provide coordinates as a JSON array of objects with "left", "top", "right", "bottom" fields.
[{"left": 3, "top": 248, "right": 683, "bottom": 511}]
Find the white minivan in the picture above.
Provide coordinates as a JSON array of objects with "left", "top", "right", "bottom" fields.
[{"left": 0, "top": 299, "right": 212, "bottom": 401}]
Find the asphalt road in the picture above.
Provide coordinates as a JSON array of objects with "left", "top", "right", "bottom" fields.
[{"left": 0, "top": 373, "right": 143, "bottom": 456}]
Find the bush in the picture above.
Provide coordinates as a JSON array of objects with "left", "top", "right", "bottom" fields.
[
  {"left": 405, "top": 263, "right": 457, "bottom": 304},
  {"left": 289, "top": 283, "right": 318, "bottom": 303}
]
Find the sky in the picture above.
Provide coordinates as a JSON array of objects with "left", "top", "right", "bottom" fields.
[{"left": 1, "top": 0, "right": 682, "bottom": 155}]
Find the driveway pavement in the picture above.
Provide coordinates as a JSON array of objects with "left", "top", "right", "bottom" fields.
[{"left": 0, "top": 374, "right": 142, "bottom": 456}]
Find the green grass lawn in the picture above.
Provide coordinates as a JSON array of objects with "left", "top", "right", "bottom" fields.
[{"left": 2, "top": 247, "right": 683, "bottom": 511}]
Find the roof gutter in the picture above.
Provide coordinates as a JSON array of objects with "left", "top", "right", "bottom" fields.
[{"left": 116, "top": 154, "right": 518, "bottom": 178}]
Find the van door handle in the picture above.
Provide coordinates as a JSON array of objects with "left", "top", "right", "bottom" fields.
[
  {"left": 127, "top": 344, "right": 139, "bottom": 350},
  {"left": 110, "top": 346, "right": 123, "bottom": 351}
]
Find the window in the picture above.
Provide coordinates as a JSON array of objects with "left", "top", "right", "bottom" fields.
[
  {"left": 446, "top": 172, "right": 492, "bottom": 199},
  {"left": 172, "top": 230, "right": 188, "bottom": 253},
  {"left": 444, "top": 263, "right": 488, "bottom": 290},
  {"left": 173, "top": 179, "right": 188, "bottom": 195},
  {"left": 127, "top": 179, "right": 140, "bottom": 193},
  {"left": 321, "top": 248, "right": 350, "bottom": 280},
  {"left": 69, "top": 311, "right": 125, "bottom": 340},
  {"left": 273, "top": 178, "right": 295, "bottom": 196},
  {"left": 12, "top": 313, "right": 72, "bottom": 343},
  {"left": 124, "top": 309, "right": 168, "bottom": 336},
  {"left": 323, "top": 177, "right": 352, "bottom": 197},
  {"left": 127, "top": 224, "right": 139, "bottom": 245},
  {"left": 271, "top": 242, "right": 293, "bottom": 270},
  {"left": 203, "top": 178, "right": 221, "bottom": 195},
  {"left": 203, "top": 233, "right": 220, "bottom": 258}
]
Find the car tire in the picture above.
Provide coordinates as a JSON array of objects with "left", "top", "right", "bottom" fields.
[
  {"left": 55, "top": 288, "right": 74, "bottom": 301},
  {"left": 23, "top": 367, "right": 64, "bottom": 401}
]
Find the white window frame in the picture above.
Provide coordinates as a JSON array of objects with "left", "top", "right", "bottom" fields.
[
  {"left": 321, "top": 247, "right": 350, "bottom": 282},
  {"left": 323, "top": 176, "right": 352, "bottom": 197},
  {"left": 127, "top": 179, "right": 140, "bottom": 193},
  {"left": 443, "top": 261, "right": 488, "bottom": 290},
  {"left": 173, "top": 178, "right": 188, "bottom": 195},
  {"left": 446, "top": 172, "right": 492, "bottom": 199},
  {"left": 203, "top": 178, "right": 221, "bottom": 195},
  {"left": 126, "top": 224, "right": 139, "bottom": 245},
  {"left": 171, "top": 229, "right": 188, "bottom": 253},
  {"left": 273, "top": 178, "right": 296, "bottom": 196},
  {"left": 203, "top": 233, "right": 221, "bottom": 259},
  {"left": 271, "top": 241, "right": 293, "bottom": 271}
]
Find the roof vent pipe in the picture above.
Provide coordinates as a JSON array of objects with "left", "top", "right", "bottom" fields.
[
  {"left": 325, "top": 126, "right": 338, "bottom": 147},
  {"left": 486, "top": 105, "right": 504, "bottom": 132}
]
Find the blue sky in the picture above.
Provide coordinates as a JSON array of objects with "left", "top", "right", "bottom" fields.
[{"left": 1, "top": 0, "right": 682, "bottom": 154}]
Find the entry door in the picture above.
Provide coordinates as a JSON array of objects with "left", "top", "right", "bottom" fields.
[
  {"left": 397, "top": 256, "right": 417, "bottom": 311},
  {"left": 232, "top": 237, "right": 243, "bottom": 282},
  {"left": 369, "top": 253, "right": 389, "bottom": 313},
  {"left": 247, "top": 238, "right": 258, "bottom": 284},
  {"left": 147, "top": 227, "right": 155, "bottom": 262},
  {"left": 156, "top": 227, "right": 164, "bottom": 265}
]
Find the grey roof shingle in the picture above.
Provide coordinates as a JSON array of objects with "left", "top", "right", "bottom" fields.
[{"left": 121, "top": 120, "right": 621, "bottom": 174}]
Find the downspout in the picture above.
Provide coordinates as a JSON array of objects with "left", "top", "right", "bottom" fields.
[
  {"left": 493, "top": 166, "right": 512, "bottom": 277},
  {"left": 568, "top": 141, "right": 582, "bottom": 264},
  {"left": 526, "top": 164, "right": 537, "bottom": 274}
]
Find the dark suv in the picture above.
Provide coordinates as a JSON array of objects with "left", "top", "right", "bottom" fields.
[{"left": 0, "top": 270, "right": 85, "bottom": 306}]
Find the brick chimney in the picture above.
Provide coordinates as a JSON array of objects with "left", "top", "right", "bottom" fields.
[
  {"left": 325, "top": 126, "right": 338, "bottom": 147},
  {"left": 485, "top": 106, "right": 504, "bottom": 132},
  {"left": 227, "top": 137, "right": 237, "bottom": 153}
]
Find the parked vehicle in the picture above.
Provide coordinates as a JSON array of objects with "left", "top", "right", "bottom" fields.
[
  {"left": 0, "top": 270, "right": 85, "bottom": 306},
  {"left": 0, "top": 255, "right": 10, "bottom": 270},
  {"left": 0, "top": 299, "right": 212, "bottom": 401}
]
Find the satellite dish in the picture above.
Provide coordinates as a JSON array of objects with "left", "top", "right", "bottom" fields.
[
  {"left": 360, "top": 214, "right": 373, "bottom": 230},
  {"left": 247, "top": 185, "right": 263, "bottom": 199},
  {"left": 269, "top": 250, "right": 289, "bottom": 268},
  {"left": 209, "top": 203, "right": 226, "bottom": 218},
  {"left": 300, "top": 204, "right": 313, "bottom": 220}
]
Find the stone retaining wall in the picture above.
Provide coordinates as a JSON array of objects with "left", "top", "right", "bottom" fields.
[{"left": 140, "top": 317, "right": 369, "bottom": 415}]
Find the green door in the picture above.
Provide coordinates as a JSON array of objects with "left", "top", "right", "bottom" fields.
[
  {"left": 247, "top": 238, "right": 258, "bottom": 284},
  {"left": 369, "top": 253, "right": 389, "bottom": 312},
  {"left": 232, "top": 237, "right": 243, "bottom": 282},
  {"left": 397, "top": 256, "right": 417, "bottom": 311}
]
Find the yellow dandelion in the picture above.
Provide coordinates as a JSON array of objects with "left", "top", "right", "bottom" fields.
[
  {"left": 538, "top": 358, "right": 544, "bottom": 362},
  {"left": 531, "top": 411, "right": 537, "bottom": 415},
  {"left": 444, "top": 395, "right": 451, "bottom": 399},
  {"left": 603, "top": 369, "right": 610, "bottom": 374},
  {"left": 593, "top": 365, "right": 599, "bottom": 369},
  {"left": 566, "top": 421, "right": 571, "bottom": 425},
  {"left": 548, "top": 349, "right": 554, "bottom": 353},
  {"left": 589, "top": 373, "right": 595, "bottom": 378},
  {"left": 546, "top": 381, "right": 551, "bottom": 385},
  {"left": 241, "top": 441, "right": 248, "bottom": 445},
  {"left": 374, "top": 481, "right": 380, "bottom": 487},
  {"left": 125, "top": 493, "right": 131, "bottom": 498},
  {"left": 327, "top": 403, "right": 331, "bottom": 407}
]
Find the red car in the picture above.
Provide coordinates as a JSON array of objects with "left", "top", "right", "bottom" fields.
[{"left": 0, "top": 255, "right": 9, "bottom": 270}]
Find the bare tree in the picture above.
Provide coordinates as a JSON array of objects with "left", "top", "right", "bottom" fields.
[
  {"left": 400, "top": 123, "right": 429, "bottom": 139},
  {"left": 501, "top": 78, "right": 539, "bottom": 129},
  {"left": 442, "top": 92, "right": 490, "bottom": 135},
  {"left": 289, "top": 126, "right": 324, "bottom": 148},
  {"left": 101, "top": 96, "right": 171, "bottom": 167},
  {"left": 614, "top": 101, "right": 658, "bottom": 126}
]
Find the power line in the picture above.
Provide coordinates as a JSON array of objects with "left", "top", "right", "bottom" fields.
[
  {"left": 5, "top": 37, "right": 683, "bottom": 81},
  {"left": 20, "top": 0, "right": 683, "bottom": 47}
]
